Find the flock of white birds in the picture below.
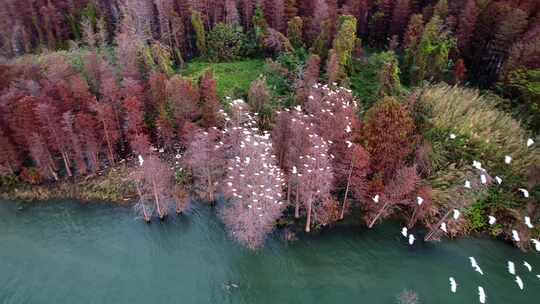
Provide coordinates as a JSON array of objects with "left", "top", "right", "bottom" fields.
[{"left": 395, "top": 135, "right": 538, "bottom": 303}]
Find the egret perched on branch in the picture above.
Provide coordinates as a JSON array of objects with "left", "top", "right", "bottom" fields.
[
  {"left": 480, "top": 174, "right": 487, "bottom": 184},
  {"left": 527, "top": 138, "right": 534, "bottom": 147},
  {"left": 488, "top": 216, "right": 497, "bottom": 225},
  {"left": 495, "top": 176, "right": 502, "bottom": 184},
  {"left": 372, "top": 194, "right": 379, "bottom": 203},
  {"left": 138, "top": 155, "right": 144, "bottom": 167},
  {"left": 408, "top": 234, "right": 415, "bottom": 245},
  {"left": 449, "top": 277, "right": 457, "bottom": 293},
  {"left": 518, "top": 188, "right": 529, "bottom": 198},
  {"left": 346, "top": 140, "right": 353, "bottom": 148},
  {"left": 453, "top": 209, "right": 461, "bottom": 220},
  {"left": 440, "top": 222, "right": 448, "bottom": 233},
  {"left": 505, "top": 155, "right": 512, "bottom": 164},
  {"left": 523, "top": 261, "right": 532, "bottom": 272},
  {"left": 417, "top": 196, "right": 423, "bottom": 206},
  {"left": 515, "top": 276, "right": 524, "bottom": 290},
  {"left": 512, "top": 230, "right": 521, "bottom": 242},
  {"left": 469, "top": 257, "right": 484, "bottom": 275},
  {"left": 292, "top": 166, "right": 297, "bottom": 174},
  {"left": 525, "top": 216, "right": 534, "bottom": 229},
  {"left": 401, "top": 227, "right": 408, "bottom": 238},
  {"left": 449, "top": 133, "right": 456, "bottom": 139},
  {"left": 473, "top": 160, "right": 482, "bottom": 170},
  {"left": 464, "top": 180, "right": 471, "bottom": 189},
  {"left": 478, "top": 286, "right": 486, "bottom": 304},
  {"left": 508, "top": 261, "right": 516, "bottom": 275}
]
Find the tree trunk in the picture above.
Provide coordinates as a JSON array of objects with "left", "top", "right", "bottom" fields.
[
  {"left": 62, "top": 151, "right": 73, "bottom": 177},
  {"left": 152, "top": 179, "right": 163, "bottom": 218},
  {"left": 368, "top": 201, "right": 391, "bottom": 228},
  {"left": 294, "top": 183, "right": 300, "bottom": 218},
  {"left": 340, "top": 160, "right": 354, "bottom": 220},
  {"left": 305, "top": 199, "right": 312, "bottom": 233}
]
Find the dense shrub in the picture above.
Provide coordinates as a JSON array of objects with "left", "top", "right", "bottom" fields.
[{"left": 206, "top": 23, "right": 249, "bottom": 62}]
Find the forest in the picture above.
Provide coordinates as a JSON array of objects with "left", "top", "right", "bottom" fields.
[{"left": 0, "top": 0, "right": 539, "bottom": 251}]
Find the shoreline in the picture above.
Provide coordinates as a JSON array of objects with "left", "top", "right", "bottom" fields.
[{"left": 0, "top": 165, "right": 136, "bottom": 205}]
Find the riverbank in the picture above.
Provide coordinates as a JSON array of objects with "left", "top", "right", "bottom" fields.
[{"left": 0, "top": 165, "right": 136, "bottom": 204}]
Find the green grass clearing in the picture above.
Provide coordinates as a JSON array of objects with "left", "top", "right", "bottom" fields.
[{"left": 181, "top": 58, "right": 265, "bottom": 98}]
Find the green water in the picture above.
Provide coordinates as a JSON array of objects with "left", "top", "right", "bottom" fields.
[{"left": 1, "top": 200, "right": 539, "bottom": 304}]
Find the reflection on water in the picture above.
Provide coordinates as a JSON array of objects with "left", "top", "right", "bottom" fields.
[{"left": 0, "top": 200, "right": 539, "bottom": 304}]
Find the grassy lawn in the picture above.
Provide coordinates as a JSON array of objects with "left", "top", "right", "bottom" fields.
[{"left": 181, "top": 58, "right": 266, "bottom": 98}]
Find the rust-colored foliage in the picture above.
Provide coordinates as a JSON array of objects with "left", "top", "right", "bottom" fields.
[
  {"left": 198, "top": 70, "right": 221, "bottom": 128},
  {"left": 363, "top": 97, "right": 415, "bottom": 180}
]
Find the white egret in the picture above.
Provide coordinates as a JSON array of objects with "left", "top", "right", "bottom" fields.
[
  {"left": 449, "top": 133, "right": 456, "bottom": 139},
  {"left": 372, "top": 194, "right": 379, "bottom": 203},
  {"left": 469, "top": 257, "right": 484, "bottom": 275},
  {"left": 518, "top": 188, "right": 529, "bottom": 198},
  {"left": 292, "top": 166, "right": 297, "bottom": 174},
  {"left": 401, "top": 227, "right": 408, "bottom": 238},
  {"left": 417, "top": 196, "right": 424, "bottom": 206},
  {"left": 478, "top": 286, "right": 486, "bottom": 304},
  {"left": 523, "top": 261, "right": 532, "bottom": 272},
  {"left": 473, "top": 160, "right": 482, "bottom": 170},
  {"left": 531, "top": 239, "right": 540, "bottom": 251},
  {"left": 346, "top": 140, "right": 353, "bottom": 148},
  {"left": 441, "top": 222, "right": 448, "bottom": 233},
  {"left": 505, "top": 155, "right": 512, "bottom": 164},
  {"left": 527, "top": 138, "right": 534, "bottom": 147},
  {"left": 345, "top": 125, "right": 351, "bottom": 133},
  {"left": 453, "top": 209, "right": 461, "bottom": 220},
  {"left": 408, "top": 234, "right": 415, "bottom": 245},
  {"left": 480, "top": 174, "right": 487, "bottom": 184},
  {"left": 524, "top": 216, "right": 534, "bottom": 229},
  {"left": 512, "top": 230, "right": 521, "bottom": 242},
  {"left": 515, "top": 276, "right": 524, "bottom": 290},
  {"left": 138, "top": 155, "right": 144, "bottom": 167},
  {"left": 464, "top": 180, "right": 471, "bottom": 189},
  {"left": 495, "top": 176, "right": 502, "bottom": 184},
  {"left": 508, "top": 261, "right": 516, "bottom": 275},
  {"left": 488, "top": 216, "right": 497, "bottom": 225},
  {"left": 449, "top": 277, "right": 457, "bottom": 293}
]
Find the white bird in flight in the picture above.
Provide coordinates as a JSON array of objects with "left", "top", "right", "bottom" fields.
[
  {"left": 469, "top": 257, "right": 484, "bottom": 275},
  {"left": 408, "top": 234, "right": 415, "bottom": 245},
  {"left": 464, "top": 180, "right": 471, "bottom": 189},
  {"left": 478, "top": 286, "right": 486, "bottom": 304},
  {"left": 527, "top": 138, "right": 534, "bottom": 147},
  {"left": 524, "top": 216, "right": 534, "bottom": 229},
  {"left": 518, "top": 188, "right": 529, "bottom": 198},
  {"left": 523, "top": 261, "right": 532, "bottom": 272},
  {"left": 372, "top": 194, "right": 379, "bottom": 203},
  {"left": 505, "top": 155, "right": 512, "bottom": 164},
  {"left": 508, "top": 261, "right": 516, "bottom": 275},
  {"left": 453, "top": 209, "right": 461, "bottom": 220},
  {"left": 417, "top": 196, "right": 424, "bottom": 206},
  {"left": 138, "top": 155, "right": 144, "bottom": 167},
  {"left": 495, "top": 176, "right": 502, "bottom": 184},
  {"left": 512, "top": 230, "right": 521, "bottom": 242},
  {"left": 449, "top": 277, "right": 457, "bottom": 293},
  {"left": 401, "top": 227, "right": 408, "bottom": 238},
  {"left": 515, "top": 276, "right": 524, "bottom": 290},
  {"left": 488, "top": 216, "right": 497, "bottom": 225},
  {"left": 440, "top": 222, "right": 448, "bottom": 233}
]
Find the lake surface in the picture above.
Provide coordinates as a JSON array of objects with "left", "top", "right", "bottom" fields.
[{"left": 1, "top": 200, "right": 539, "bottom": 304}]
